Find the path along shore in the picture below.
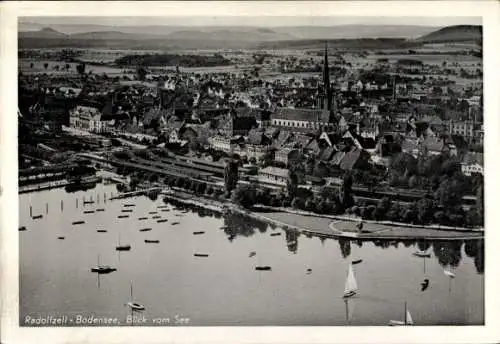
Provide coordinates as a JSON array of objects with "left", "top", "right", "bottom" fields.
[{"left": 160, "top": 188, "right": 484, "bottom": 241}]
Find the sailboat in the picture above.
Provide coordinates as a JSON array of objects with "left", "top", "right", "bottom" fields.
[
  {"left": 115, "top": 233, "right": 131, "bottom": 251},
  {"left": 126, "top": 281, "right": 145, "bottom": 311},
  {"left": 343, "top": 264, "right": 358, "bottom": 298},
  {"left": 91, "top": 254, "right": 116, "bottom": 274},
  {"left": 389, "top": 302, "right": 414, "bottom": 326}
]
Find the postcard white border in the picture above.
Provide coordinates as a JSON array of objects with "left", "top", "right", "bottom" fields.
[{"left": 2, "top": 1, "right": 500, "bottom": 343}]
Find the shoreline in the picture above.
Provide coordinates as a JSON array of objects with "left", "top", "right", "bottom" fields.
[{"left": 161, "top": 189, "right": 484, "bottom": 241}]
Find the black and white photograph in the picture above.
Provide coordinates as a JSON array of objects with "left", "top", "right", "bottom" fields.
[{"left": 2, "top": 1, "right": 500, "bottom": 343}]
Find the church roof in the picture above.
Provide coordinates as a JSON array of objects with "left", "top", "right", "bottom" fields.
[{"left": 272, "top": 108, "right": 329, "bottom": 122}]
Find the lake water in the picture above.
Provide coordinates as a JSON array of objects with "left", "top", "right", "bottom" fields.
[{"left": 19, "top": 183, "right": 484, "bottom": 326}]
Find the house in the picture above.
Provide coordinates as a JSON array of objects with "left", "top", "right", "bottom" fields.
[
  {"left": 274, "top": 148, "right": 301, "bottom": 167},
  {"left": 318, "top": 145, "right": 337, "bottom": 162},
  {"left": 420, "top": 136, "right": 449, "bottom": 156},
  {"left": 165, "top": 120, "right": 185, "bottom": 144},
  {"left": 448, "top": 120, "right": 480, "bottom": 142},
  {"left": 461, "top": 152, "right": 484, "bottom": 176},
  {"left": 247, "top": 129, "right": 271, "bottom": 147},
  {"left": 219, "top": 111, "right": 258, "bottom": 137},
  {"left": 304, "top": 138, "right": 321, "bottom": 156},
  {"left": 69, "top": 100, "right": 114, "bottom": 134},
  {"left": 258, "top": 166, "right": 289, "bottom": 186},
  {"left": 208, "top": 135, "right": 232, "bottom": 152},
  {"left": 338, "top": 147, "right": 371, "bottom": 171}
]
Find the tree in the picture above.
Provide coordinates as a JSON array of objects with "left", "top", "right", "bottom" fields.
[
  {"left": 197, "top": 182, "right": 207, "bottom": 195},
  {"left": 476, "top": 183, "right": 484, "bottom": 225},
  {"left": 224, "top": 158, "right": 239, "bottom": 195},
  {"left": 136, "top": 66, "right": 147, "bottom": 82},
  {"left": 43, "top": 63, "right": 49, "bottom": 70},
  {"left": 291, "top": 197, "right": 304, "bottom": 210},
  {"left": 341, "top": 173, "right": 355, "bottom": 208},
  {"left": 30, "top": 62, "right": 34, "bottom": 69},
  {"left": 387, "top": 203, "right": 401, "bottom": 222},
  {"left": 416, "top": 198, "right": 433, "bottom": 224},
  {"left": 434, "top": 211, "right": 446, "bottom": 225},
  {"left": 286, "top": 170, "right": 299, "bottom": 201},
  {"left": 305, "top": 198, "right": 316, "bottom": 212},
  {"left": 256, "top": 188, "right": 272, "bottom": 206},
  {"left": 362, "top": 205, "right": 376, "bottom": 220},
  {"left": 232, "top": 184, "right": 257, "bottom": 209},
  {"left": 76, "top": 63, "right": 86, "bottom": 75}
]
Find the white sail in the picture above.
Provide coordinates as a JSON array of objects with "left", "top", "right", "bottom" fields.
[
  {"left": 406, "top": 310, "right": 414, "bottom": 325},
  {"left": 344, "top": 264, "right": 358, "bottom": 295}
]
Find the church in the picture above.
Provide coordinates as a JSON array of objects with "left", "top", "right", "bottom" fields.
[{"left": 271, "top": 44, "right": 337, "bottom": 133}]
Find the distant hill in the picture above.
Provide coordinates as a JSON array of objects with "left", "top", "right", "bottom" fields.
[
  {"left": 415, "top": 25, "right": 482, "bottom": 43},
  {"left": 70, "top": 31, "right": 147, "bottom": 40},
  {"left": 19, "top": 27, "right": 67, "bottom": 39},
  {"left": 272, "top": 25, "right": 437, "bottom": 40},
  {"left": 166, "top": 28, "right": 294, "bottom": 42}
]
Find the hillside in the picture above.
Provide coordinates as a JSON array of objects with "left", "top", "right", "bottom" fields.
[
  {"left": 415, "top": 25, "right": 482, "bottom": 43},
  {"left": 166, "top": 28, "right": 294, "bottom": 42},
  {"left": 19, "top": 27, "right": 68, "bottom": 39},
  {"left": 272, "top": 25, "right": 437, "bottom": 40}
]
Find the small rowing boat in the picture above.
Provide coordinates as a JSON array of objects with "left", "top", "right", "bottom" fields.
[
  {"left": 255, "top": 266, "right": 272, "bottom": 271},
  {"left": 32, "top": 215, "right": 43, "bottom": 220},
  {"left": 193, "top": 231, "right": 205, "bottom": 235},
  {"left": 123, "top": 204, "right": 136, "bottom": 207},
  {"left": 96, "top": 208, "right": 105, "bottom": 212},
  {"left": 57, "top": 236, "right": 65, "bottom": 240},
  {"left": 138, "top": 217, "right": 148, "bottom": 220},
  {"left": 352, "top": 259, "right": 363, "bottom": 265},
  {"left": 121, "top": 209, "right": 133, "bottom": 213},
  {"left": 194, "top": 253, "right": 209, "bottom": 257},
  {"left": 117, "top": 215, "right": 129, "bottom": 219},
  {"left": 148, "top": 211, "right": 158, "bottom": 214},
  {"left": 145, "top": 239, "right": 160, "bottom": 244},
  {"left": 72, "top": 220, "right": 85, "bottom": 225},
  {"left": 139, "top": 228, "right": 152, "bottom": 232},
  {"left": 171, "top": 222, "right": 180, "bottom": 225},
  {"left": 19, "top": 226, "right": 27, "bottom": 231},
  {"left": 156, "top": 219, "right": 168, "bottom": 223},
  {"left": 270, "top": 233, "right": 281, "bottom": 237},
  {"left": 83, "top": 210, "right": 95, "bottom": 214},
  {"left": 97, "top": 229, "right": 107, "bottom": 233}
]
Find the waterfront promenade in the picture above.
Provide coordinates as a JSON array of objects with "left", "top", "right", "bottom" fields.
[{"left": 161, "top": 189, "right": 484, "bottom": 241}]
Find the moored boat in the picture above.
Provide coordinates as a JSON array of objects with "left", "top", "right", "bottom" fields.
[
  {"left": 193, "top": 231, "right": 205, "bottom": 235},
  {"left": 343, "top": 264, "right": 358, "bottom": 298},
  {"left": 139, "top": 228, "right": 152, "bottom": 232},
  {"left": 255, "top": 266, "right": 272, "bottom": 271},
  {"left": 389, "top": 302, "right": 414, "bottom": 326},
  {"left": 156, "top": 219, "right": 168, "bottom": 223},
  {"left": 126, "top": 281, "right": 145, "bottom": 311},
  {"left": 72, "top": 220, "right": 85, "bottom": 225},
  {"left": 144, "top": 239, "right": 160, "bottom": 244}
]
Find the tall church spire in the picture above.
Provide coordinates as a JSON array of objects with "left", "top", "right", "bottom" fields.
[{"left": 323, "top": 43, "right": 331, "bottom": 111}]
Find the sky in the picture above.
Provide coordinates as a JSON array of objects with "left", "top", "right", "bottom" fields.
[{"left": 20, "top": 16, "right": 481, "bottom": 27}]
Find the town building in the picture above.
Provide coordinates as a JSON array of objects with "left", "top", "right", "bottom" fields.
[
  {"left": 258, "top": 166, "right": 289, "bottom": 186},
  {"left": 274, "top": 147, "right": 301, "bottom": 167},
  {"left": 69, "top": 100, "right": 114, "bottom": 134},
  {"left": 461, "top": 152, "right": 484, "bottom": 176}
]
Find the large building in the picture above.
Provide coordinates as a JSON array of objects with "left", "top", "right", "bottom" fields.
[{"left": 271, "top": 44, "right": 336, "bottom": 133}]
